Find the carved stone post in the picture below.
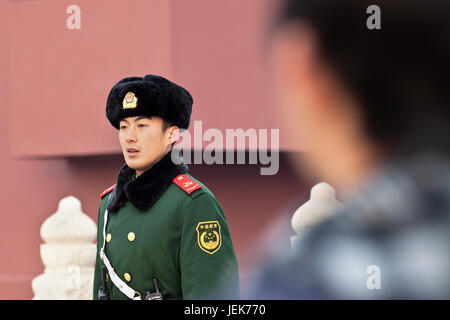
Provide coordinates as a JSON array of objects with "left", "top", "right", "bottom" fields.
[
  {"left": 32, "top": 196, "right": 97, "bottom": 299},
  {"left": 291, "top": 182, "right": 343, "bottom": 250}
]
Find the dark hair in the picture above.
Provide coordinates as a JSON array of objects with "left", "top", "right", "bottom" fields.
[
  {"left": 275, "top": 0, "right": 450, "bottom": 156},
  {"left": 162, "top": 120, "right": 173, "bottom": 133}
]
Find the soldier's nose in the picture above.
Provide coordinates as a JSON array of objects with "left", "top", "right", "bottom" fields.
[
  {"left": 126, "top": 130, "right": 137, "bottom": 143},
  {"left": 126, "top": 135, "right": 137, "bottom": 143}
]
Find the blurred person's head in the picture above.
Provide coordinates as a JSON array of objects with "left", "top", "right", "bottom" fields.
[{"left": 270, "top": 0, "right": 450, "bottom": 195}]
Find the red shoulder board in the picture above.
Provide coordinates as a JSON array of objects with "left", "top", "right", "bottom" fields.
[
  {"left": 173, "top": 174, "right": 202, "bottom": 194},
  {"left": 99, "top": 184, "right": 116, "bottom": 199}
]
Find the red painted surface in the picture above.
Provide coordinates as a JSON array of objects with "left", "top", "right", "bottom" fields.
[
  {"left": 7, "top": 0, "right": 171, "bottom": 157},
  {"left": 171, "top": 0, "right": 282, "bottom": 139},
  {"left": 0, "top": 0, "right": 311, "bottom": 299}
]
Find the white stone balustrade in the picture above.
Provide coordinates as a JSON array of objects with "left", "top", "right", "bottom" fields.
[
  {"left": 291, "top": 182, "right": 343, "bottom": 250},
  {"left": 32, "top": 196, "right": 97, "bottom": 300}
]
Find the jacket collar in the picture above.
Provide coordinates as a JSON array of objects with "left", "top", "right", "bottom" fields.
[{"left": 107, "top": 151, "right": 188, "bottom": 212}]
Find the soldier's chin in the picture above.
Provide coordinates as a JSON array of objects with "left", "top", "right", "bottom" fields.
[
  {"left": 124, "top": 159, "right": 142, "bottom": 170},
  {"left": 125, "top": 160, "right": 152, "bottom": 175}
]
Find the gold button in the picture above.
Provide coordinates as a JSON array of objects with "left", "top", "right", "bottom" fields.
[
  {"left": 124, "top": 273, "right": 131, "bottom": 282},
  {"left": 106, "top": 273, "right": 109, "bottom": 282},
  {"left": 128, "top": 232, "right": 136, "bottom": 242},
  {"left": 106, "top": 233, "right": 112, "bottom": 242}
]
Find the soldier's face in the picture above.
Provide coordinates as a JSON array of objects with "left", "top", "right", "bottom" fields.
[{"left": 118, "top": 116, "right": 177, "bottom": 176}]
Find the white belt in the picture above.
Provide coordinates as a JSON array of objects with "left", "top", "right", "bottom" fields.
[{"left": 99, "top": 208, "right": 142, "bottom": 300}]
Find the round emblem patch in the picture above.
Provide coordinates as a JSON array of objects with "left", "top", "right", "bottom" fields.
[{"left": 196, "top": 221, "right": 222, "bottom": 254}]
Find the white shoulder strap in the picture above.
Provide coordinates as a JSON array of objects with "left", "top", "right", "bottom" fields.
[{"left": 99, "top": 208, "right": 142, "bottom": 300}]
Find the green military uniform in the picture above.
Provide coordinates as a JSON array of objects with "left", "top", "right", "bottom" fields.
[
  {"left": 93, "top": 75, "right": 239, "bottom": 300},
  {"left": 93, "top": 154, "right": 239, "bottom": 299}
]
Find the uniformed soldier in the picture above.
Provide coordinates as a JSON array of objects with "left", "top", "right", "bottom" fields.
[{"left": 93, "top": 74, "right": 240, "bottom": 300}]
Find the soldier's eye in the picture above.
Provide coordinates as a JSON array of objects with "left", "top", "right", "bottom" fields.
[
  {"left": 137, "top": 124, "right": 147, "bottom": 128},
  {"left": 120, "top": 125, "right": 127, "bottom": 130}
]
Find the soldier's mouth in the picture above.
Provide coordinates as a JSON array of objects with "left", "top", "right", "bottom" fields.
[{"left": 127, "top": 148, "right": 140, "bottom": 156}]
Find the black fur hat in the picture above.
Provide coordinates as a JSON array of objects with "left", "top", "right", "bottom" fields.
[{"left": 106, "top": 74, "right": 193, "bottom": 129}]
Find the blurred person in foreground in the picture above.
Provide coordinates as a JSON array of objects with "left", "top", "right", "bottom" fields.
[{"left": 248, "top": 0, "right": 450, "bottom": 299}]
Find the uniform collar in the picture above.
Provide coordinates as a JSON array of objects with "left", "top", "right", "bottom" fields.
[{"left": 107, "top": 151, "right": 188, "bottom": 212}]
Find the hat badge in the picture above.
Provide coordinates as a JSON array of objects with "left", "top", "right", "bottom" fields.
[{"left": 122, "top": 91, "right": 138, "bottom": 109}]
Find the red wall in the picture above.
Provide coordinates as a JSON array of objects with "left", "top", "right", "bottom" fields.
[
  {"left": 7, "top": 0, "right": 171, "bottom": 157},
  {"left": 0, "top": 0, "right": 312, "bottom": 299}
]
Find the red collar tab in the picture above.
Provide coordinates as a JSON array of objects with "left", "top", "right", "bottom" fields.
[
  {"left": 173, "top": 174, "right": 202, "bottom": 194},
  {"left": 100, "top": 184, "right": 116, "bottom": 199}
]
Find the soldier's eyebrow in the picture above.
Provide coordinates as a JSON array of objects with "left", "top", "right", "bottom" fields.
[
  {"left": 134, "top": 116, "right": 152, "bottom": 122},
  {"left": 120, "top": 117, "right": 151, "bottom": 124}
]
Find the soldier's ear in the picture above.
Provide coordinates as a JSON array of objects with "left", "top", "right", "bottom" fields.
[{"left": 168, "top": 126, "right": 180, "bottom": 144}]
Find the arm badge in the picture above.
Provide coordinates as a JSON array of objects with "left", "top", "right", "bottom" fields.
[{"left": 196, "top": 221, "right": 222, "bottom": 255}]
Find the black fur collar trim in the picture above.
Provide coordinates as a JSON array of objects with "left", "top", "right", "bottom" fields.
[{"left": 107, "top": 151, "right": 188, "bottom": 212}]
